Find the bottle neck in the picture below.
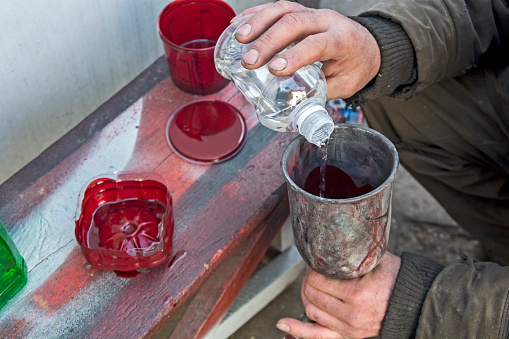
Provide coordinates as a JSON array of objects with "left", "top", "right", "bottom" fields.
[{"left": 290, "top": 98, "right": 334, "bottom": 146}]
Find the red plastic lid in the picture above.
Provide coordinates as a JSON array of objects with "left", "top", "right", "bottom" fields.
[{"left": 166, "top": 100, "right": 247, "bottom": 164}]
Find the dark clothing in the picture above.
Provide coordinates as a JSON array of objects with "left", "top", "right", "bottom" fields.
[{"left": 318, "top": 0, "right": 509, "bottom": 337}]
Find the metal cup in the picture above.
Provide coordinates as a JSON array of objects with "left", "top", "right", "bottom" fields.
[{"left": 281, "top": 124, "right": 399, "bottom": 279}]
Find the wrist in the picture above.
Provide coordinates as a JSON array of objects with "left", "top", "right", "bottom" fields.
[{"left": 345, "top": 16, "right": 416, "bottom": 106}]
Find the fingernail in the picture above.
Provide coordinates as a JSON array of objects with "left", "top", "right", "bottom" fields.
[
  {"left": 277, "top": 322, "right": 290, "bottom": 332},
  {"left": 236, "top": 23, "right": 252, "bottom": 36},
  {"left": 269, "top": 57, "right": 288, "bottom": 71},
  {"left": 230, "top": 14, "right": 242, "bottom": 23},
  {"left": 242, "top": 48, "right": 259, "bottom": 65}
]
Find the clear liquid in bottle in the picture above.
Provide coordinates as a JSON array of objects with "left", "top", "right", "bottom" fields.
[{"left": 214, "top": 14, "right": 334, "bottom": 146}]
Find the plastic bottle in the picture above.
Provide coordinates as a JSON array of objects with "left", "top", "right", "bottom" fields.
[
  {"left": 214, "top": 14, "right": 334, "bottom": 146},
  {"left": 0, "top": 219, "right": 27, "bottom": 310}
]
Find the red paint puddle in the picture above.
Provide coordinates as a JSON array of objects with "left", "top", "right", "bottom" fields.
[
  {"left": 166, "top": 100, "right": 247, "bottom": 164},
  {"left": 114, "top": 270, "right": 141, "bottom": 278},
  {"left": 88, "top": 199, "right": 166, "bottom": 253}
]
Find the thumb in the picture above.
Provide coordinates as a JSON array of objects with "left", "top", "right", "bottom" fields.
[{"left": 277, "top": 318, "right": 342, "bottom": 339}]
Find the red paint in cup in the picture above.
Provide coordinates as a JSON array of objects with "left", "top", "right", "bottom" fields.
[
  {"left": 303, "top": 165, "right": 374, "bottom": 199},
  {"left": 158, "top": 0, "right": 235, "bottom": 94}
]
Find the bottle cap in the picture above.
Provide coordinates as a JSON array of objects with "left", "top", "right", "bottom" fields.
[{"left": 295, "top": 103, "right": 334, "bottom": 146}]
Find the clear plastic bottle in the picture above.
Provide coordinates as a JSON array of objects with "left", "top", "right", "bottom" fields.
[
  {"left": 214, "top": 14, "right": 334, "bottom": 146},
  {"left": 0, "top": 219, "right": 27, "bottom": 310}
]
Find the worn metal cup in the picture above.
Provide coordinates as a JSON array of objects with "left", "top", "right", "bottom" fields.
[{"left": 281, "top": 124, "right": 399, "bottom": 279}]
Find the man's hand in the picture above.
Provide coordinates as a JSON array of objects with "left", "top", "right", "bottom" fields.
[
  {"left": 277, "top": 252, "right": 401, "bottom": 339},
  {"left": 233, "top": 1, "right": 381, "bottom": 100}
]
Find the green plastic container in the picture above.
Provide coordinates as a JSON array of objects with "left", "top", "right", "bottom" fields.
[{"left": 0, "top": 219, "right": 27, "bottom": 310}]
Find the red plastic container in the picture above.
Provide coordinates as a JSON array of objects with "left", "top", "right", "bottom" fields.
[
  {"left": 158, "top": 0, "right": 235, "bottom": 94},
  {"left": 166, "top": 100, "right": 247, "bottom": 164},
  {"left": 75, "top": 172, "right": 174, "bottom": 271}
]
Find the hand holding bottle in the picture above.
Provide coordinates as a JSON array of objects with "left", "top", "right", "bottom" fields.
[
  {"left": 233, "top": 1, "right": 381, "bottom": 100},
  {"left": 215, "top": 12, "right": 334, "bottom": 145}
]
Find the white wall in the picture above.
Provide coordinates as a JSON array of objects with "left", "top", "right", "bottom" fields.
[{"left": 0, "top": 0, "right": 268, "bottom": 184}]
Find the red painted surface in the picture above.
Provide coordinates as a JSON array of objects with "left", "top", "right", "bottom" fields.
[
  {"left": 0, "top": 57, "right": 293, "bottom": 338},
  {"left": 170, "top": 197, "right": 289, "bottom": 338},
  {"left": 30, "top": 247, "right": 95, "bottom": 315},
  {"left": 88, "top": 132, "right": 293, "bottom": 338}
]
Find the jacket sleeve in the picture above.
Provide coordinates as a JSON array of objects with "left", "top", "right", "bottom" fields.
[
  {"left": 330, "top": 0, "right": 509, "bottom": 103},
  {"left": 381, "top": 253, "right": 509, "bottom": 338},
  {"left": 380, "top": 252, "right": 444, "bottom": 338},
  {"left": 359, "top": 0, "right": 508, "bottom": 86},
  {"left": 417, "top": 256, "right": 509, "bottom": 338}
]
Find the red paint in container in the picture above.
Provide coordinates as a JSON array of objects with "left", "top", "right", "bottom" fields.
[
  {"left": 158, "top": 0, "right": 235, "bottom": 94},
  {"left": 303, "top": 165, "right": 374, "bottom": 199},
  {"left": 166, "top": 100, "right": 247, "bottom": 164},
  {"left": 75, "top": 172, "right": 174, "bottom": 271}
]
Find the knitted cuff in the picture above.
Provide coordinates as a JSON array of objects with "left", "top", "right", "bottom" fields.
[
  {"left": 345, "top": 16, "right": 416, "bottom": 107},
  {"left": 381, "top": 252, "right": 444, "bottom": 339}
]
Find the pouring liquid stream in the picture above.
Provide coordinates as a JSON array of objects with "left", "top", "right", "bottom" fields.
[
  {"left": 304, "top": 141, "right": 375, "bottom": 199},
  {"left": 318, "top": 141, "right": 328, "bottom": 198}
]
